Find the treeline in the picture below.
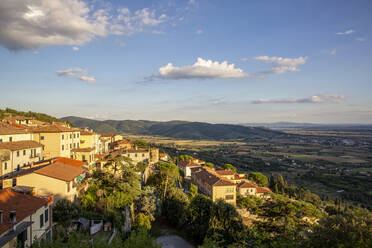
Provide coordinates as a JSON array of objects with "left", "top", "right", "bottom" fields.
[{"left": 0, "top": 107, "right": 61, "bottom": 123}]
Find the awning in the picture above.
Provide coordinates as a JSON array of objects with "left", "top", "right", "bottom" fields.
[{"left": 0, "top": 221, "right": 33, "bottom": 247}]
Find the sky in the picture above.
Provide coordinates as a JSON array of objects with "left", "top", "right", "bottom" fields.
[{"left": 0, "top": 0, "right": 371, "bottom": 124}]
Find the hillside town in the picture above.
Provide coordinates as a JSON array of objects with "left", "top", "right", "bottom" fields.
[{"left": 0, "top": 115, "right": 273, "bottom": 248}]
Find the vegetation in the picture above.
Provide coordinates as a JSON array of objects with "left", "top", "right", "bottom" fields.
[
  {"left": 248, "top": 172, "right": 268, "bottom": 186},
  {"left": 0, "top": 107, "right": 62, "bottom": 123},
  {"left": 222, "top": 163, "right": 237, "bottom": 172}
]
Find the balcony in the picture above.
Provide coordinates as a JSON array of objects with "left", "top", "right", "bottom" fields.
[{"left": 29, "top": 153, "right": 41, "bottom": 159}]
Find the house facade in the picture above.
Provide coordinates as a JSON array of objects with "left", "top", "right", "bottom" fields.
[
  {"left": 0, "top": 124, "right": 32, "bottom": 143},
  {"left": 0, "top": 141, "right": 43, "bottom": 176},
  {"left": 31, "top": 125, "right": 80, "bottom": 159},
  {"left": 0, "top": 189, "right": 53, "bottom": 248}
]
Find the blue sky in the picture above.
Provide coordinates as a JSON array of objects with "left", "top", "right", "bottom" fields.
[{"left": 0, "top": 0, "right": 371, "bottom": 123}]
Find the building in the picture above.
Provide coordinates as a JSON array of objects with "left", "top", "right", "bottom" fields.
[
  {"left": 1, "top": 116, "right": 34, "bottom": 126},
  {"left": 0, "top": 141, "right": 43, "bottom": 176},
  {"left": 16, "top": 161, "right": 87, "bottom": 202},
  {"left": 123, "top": 149, "right": 150, "bottom": 165},
  {"left": 149, "top": 148, "right": 159, "bottom": 163},
  {"left": 178, "top": 161, "right": 201, "bottom": 177},
  {"left": 159, "top": 153, "right": 169, "bottom": 162},
  {"left": 111, "top": 139, "right": 133, "bottom": 151},
  {"left": 0, "top": 123, "right": 32, "bottom": 143},
  {"left": 71, "top": 147, "right": 95, "bottom": 167},
  {"left": 215, "top": 170, "right": 248, "bottom": 184},
  {"left": 191, "top": 167, "right": 236, "bottom": 205},
  {"left": 79, "top": 129, "right": 101, "bottom": 155},
  {"left": 237, "top": 181, "right": 272, "bottom": 197},
  {"left": 31, "top": 125, "right": 80, "bottom": 159},
  {"left": 0, "top": 189, "right": 53, "bottom": 248}
]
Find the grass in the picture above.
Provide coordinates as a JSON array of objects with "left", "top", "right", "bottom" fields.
[{"left": 93, "top": 231, "right": 112, "bottom": 244}]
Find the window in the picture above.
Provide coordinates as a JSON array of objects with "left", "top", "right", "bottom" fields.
[
  {"left": 225, "top": 195, "right": 234, "bottom": 200},
  {"left": 74, "top": 134, "right": 76, "bottom": 138},
  {"left": 77, "top": 134, "right": 79, "bottom": 138},
  {"left": 40, "top": 214, "right": 44, "bottom": 228},
  {"left": 4, "top": 163, "right": 7, "bottom": 170},
  {"left": 40, "top": 136, "right": 44, "bottom": 140},
  {"left": 226, "top": 188, "right": 235, "bottom": 193},
  {"left": 16, "top": 151, "right": 19, "bottom": 157},
  {"left": 0, "top": 139, "right": 2, "bottom": 142},
  {"left": 67, "top": 182, "right": 70, "bottom": 192},
  {"left": 17, "top": 165, "right": 20, "bottom": 171},
  {"left": 9, "top": 137, "right": 12, "bottom": 142},
  {"left": 82, "top": 155, "right": 86, "bottom": 162},
  {"left": 135, "top": 154, "right": 138, "bottom": 157},
  {"left": 62, "top": 134, "right": 64, "bottom": 140},
  {"left": 142, "top": 153, "right": 145, "bottom": 157},
  {"left": 23, "top": 150, "right": 26, "bottom": 156},
  {"left": 73, "top": 143, "right": 76, "bottom": 148},
  {"left": 70, "top": 144, "right": 72, "bottom": 149},
  {"left": 44, "top": 209, "right": 49, "bottom": 223},
  {"left": 62, "top": 145, "right": 64, "bottom": 151},
  {"left": 70, "top": 134, "right": 72, "bottom": 139}
]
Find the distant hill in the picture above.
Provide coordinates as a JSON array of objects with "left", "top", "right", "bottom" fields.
[
  {"left": 0, "top": 108, "right": 61, "bottom": 123},
  {"left": 61, "top": 116, "right": 289, "bottom": 141},
  {"left": 241, "top": 122, "right": 372, "bottom": 131}
]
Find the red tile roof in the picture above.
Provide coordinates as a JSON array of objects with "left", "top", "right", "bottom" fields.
[
  {"left": 256, "top": 187, "right": 272, "bottom": 194},
  {"left": 178, "top": 161, "right": 200, "bottom": 168},
  {"left": 0, "top": 189, "right": 51, "bottom": 235},
  {"left": 71, "top": 147, "right": 95, "bottom": 152},
  {"left": 53, "top": 157, "right": 86, "bottom": 167},
  {"left": 215, "top": 170, "right": 235, "bottom": 176},
  {"left": 34, "top": 162, "right": 86, "bottom": 182},
  {"left": 238, "top": 181, "right": 258, "bottom": 188},
  {"left": 0, "top": 140, "right": 43, "bottom": 151},
  {"left": 192, "top": 167, "right": 236, "bottom": 187},
  {"left": 0, "top": 123, "right": 29, "bottom": 135},
  {"left": 30, "top": 124, "right": 76, "bottom": 133}
]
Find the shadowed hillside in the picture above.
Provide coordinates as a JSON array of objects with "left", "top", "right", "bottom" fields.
[{"left": 61, "top": 116, "right": 289, "bottom": 141}]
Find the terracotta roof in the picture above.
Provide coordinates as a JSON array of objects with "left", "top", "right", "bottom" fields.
[
  {"left": 215, "top": 170, "right": 235, "bottom": 176},
  {"left": 0, "top": 140, "right": 43, "bottom": 151},
  {"left": 238, "top": 181, "right": 258, "bottom": 188},
  {"left": 30, "top": 124, "right": 77, "bottom": 133},
  {"left": 53, "top": 157, "right": 86, "bottom": 167},
  {"left": 178, "top": 161, "right": 200, "bottom": 168},
  {"left": 0, "top": 123, "right": 29, "bottom": 135},
  {"left": 234, "top": 174, "right": 247, "bottom": 180},
  {"left": 127, "top": 149, "right": 148, "bottom": 153},
  {"left": 94, "top": 154, "right": 109, "bottom": 161},
  {"left": 33, "top": 162, "right": 86, "bottom": 181},
  {"left": 256, "top": 187, "right": 272, "bottom": 194},
  {"left": 101, "top": 134, "right": 114, "bottom": 137},
  {"left": 71, "top": 147, "right": 95, "bottom": 152},
  {"left": 159, "top": 153, "right": 167, "bottom": 157},
  {"left": 2, "top": 116, "right": 33, "bottom": 121},
  {"left": 113, "top": 139, "right": 132, "bottom": 144},
  {"left": 192, "top": 168, "right": 236, "bottom": 187},
  {"left": 0, "top": 189, "right": 51, "bottom": 235},
  {"left": 79, "top": 130, "right": 97, "bottom": 135}
]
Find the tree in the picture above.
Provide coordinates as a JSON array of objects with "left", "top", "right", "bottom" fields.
[
  {"left": 185, "top": 195, "right": 213, "bottom": 244},
  {"left": 223, "top": 164, "right": 237, "bottom": 172},
  {"left": 134, "top": 213, "right": 151, "bottom": 230},
  {"left": 204, "top": 162, "right": 214, "bottom": 168},
  {"left": 53, "top": 199, "right": 79, "bottom": 225},
  {"left": 248, "top": 172, "right": 268, "bottom": 187},
  {"left": 188, "top": 183, "right": 198, "bottom": 199},
  {"left": 163, "top": 187, "right": 190, "bottom": 227},
  {"left": 135, "top": 186, "right": 161, "bottom": 221},
  {"left": 157, "top": 162, "right": 180, "bottom": 198},
  {"left": 123, "top": 228, "right": 160, "bottom": 248}
]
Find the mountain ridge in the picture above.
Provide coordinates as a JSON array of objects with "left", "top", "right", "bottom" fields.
[{"left": 61, "top": 116, "right": 288, "bottom": 141}]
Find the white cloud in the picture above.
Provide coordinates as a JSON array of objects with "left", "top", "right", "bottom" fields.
[
  {"left": 0, "top": 1, "right": 169, "bottom": 51},
  {"left": 0, "top": 0, "right": 109, "bottom": 50},
  {"left": 252, "top": 94, "right": 345, "bottom": 104},
  {"left": 72, "top": 46, "right": 79, "bottom": 51},
  {"left": 56, "top": 67, "right": 86, "bottom": 76},
  {"left": 336, "top": 29, "right": 355, "bottom": 35},
  {"left": 323, "top": 48, "right": 336, "bottom": 55},
  {"left": 196, "top": 29, "right": 203, "bottom": 35},
  {"left": 156, "top": 57, "right": 249, "bottom": 80},
  {"left": 356, "top": 37, "right": 366, "bottom": 42},
  {"left": 113, "top": 8, "right": 167, "bottom": 35},
  {"left": 253, "top": 56, "right": 308, "bottom": 74},
  {"left": 78, "top": 75, "right": 96, "bottom": 83}
]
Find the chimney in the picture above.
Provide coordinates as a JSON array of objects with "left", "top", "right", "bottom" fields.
[
  {"left": 9, "top": 210, "right": 16, "bottom": 223},
  {"left": 0, "top": 210, "right": 3, "bottom": 224}
]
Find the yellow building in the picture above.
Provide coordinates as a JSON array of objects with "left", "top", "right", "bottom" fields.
[
  {"left": 123, "top": 149, "right": 150, "bottom": 165},
  {"left": 71, "top": 147, "right": 95, "bottom": 167},
  {"left": 0, "top": 141, "right": 43, "bottom": 176},
  {"left": 0, "top": 123, "right": 32, "bottom": 142},
  {"left": 31, "top": 125, "right": 80, "bottom": 159},
  {"left": 215, "top": 170, "right": 248, "bottom": 184},
  {"left": 237, "top": 181, "right": 272, "bottom": 197},
  {"left": 149, "top": 148, "right": 159, "bottom": 163},
  {"left": 17, "top": 161, "right": 87, "bottom": 202},
  {"left": 0, "top": 189, "right": 53, "bottom": 248},
  {"left": 111, "top": 139, "right": 134, "bottom": 151},
  {"left": 191, "top": 167, "right": 236, "bottom": 205},
  {"left": 79, "top": 129, "right": 101, "bottom": 154}
]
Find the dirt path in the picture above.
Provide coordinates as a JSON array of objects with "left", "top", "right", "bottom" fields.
[{"left": 156, "top": 235, "right": 195, "bottom": 248}]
